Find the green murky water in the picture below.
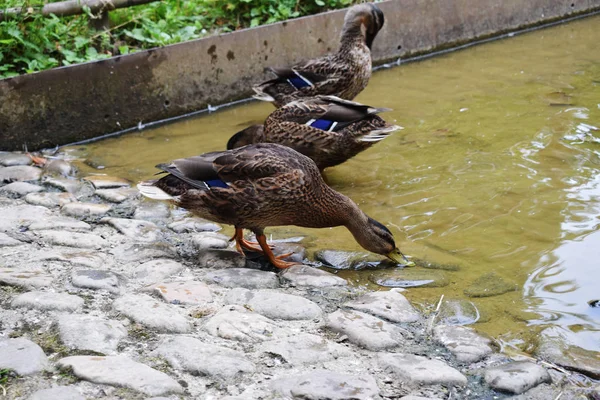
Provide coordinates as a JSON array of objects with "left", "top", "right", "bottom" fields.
[{"left": 64, "top": 15, "right": 600, "bottom": 352}]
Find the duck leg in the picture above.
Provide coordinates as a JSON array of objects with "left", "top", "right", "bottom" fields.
[
  {"left": 231, "top": 228, "right": 264, "bottom": 254},
  {"left": 256, "top": 234, "right": 296, "bottom": 269}
]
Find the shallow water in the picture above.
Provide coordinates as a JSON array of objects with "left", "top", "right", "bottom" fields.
[{"left": 64, "top": 15, "right": 600, "bottom": 352}]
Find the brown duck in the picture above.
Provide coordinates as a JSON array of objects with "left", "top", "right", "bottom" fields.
[
  {"left": 253, "top": 3, "right": 385, "bottom": 107},
  {"left": 227, "top": 96, "right": 401, "bottom": 170},
  {"left": 137, "top": 143, "right": 408, "bottom": 269}
]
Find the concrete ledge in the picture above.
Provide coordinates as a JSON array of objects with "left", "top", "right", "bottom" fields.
[{"left": 1, "top": 0, "right": 599, "bottom": 150}]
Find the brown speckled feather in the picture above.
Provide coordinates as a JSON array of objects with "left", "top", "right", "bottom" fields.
[{"left": 253, "top": 3, "right": 385, "bottom": 107}]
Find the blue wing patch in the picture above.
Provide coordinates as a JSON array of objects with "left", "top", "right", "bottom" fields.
[
  {"left": 310, "top": 119, "right": 335, "bottom": 131},
  {"left": 288, "top": 76, "right": 311, "bottom": 89},
  {"left": 205, "top": 179, "right": 229, "bottom": 189}
]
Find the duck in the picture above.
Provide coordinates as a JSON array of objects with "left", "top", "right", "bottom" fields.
[
  {"left": 137, "top": 143, "right": 408, "bottom": 269},
  {"left": 227, "top": 96, "right": 401, "bottom": 170},
  {"left": 253, "top": 3, "right": 385, "bottom": 107}
]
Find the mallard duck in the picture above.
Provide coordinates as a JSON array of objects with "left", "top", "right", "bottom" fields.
[
  {"left": 137, "top": 143, "right": 408, "bottom": 269},
  {"left": 253, "top": 3, "right": 385, "bottom": 107},
  {"left": 227, "top": 96, "right": 401, "bottom": 170}
]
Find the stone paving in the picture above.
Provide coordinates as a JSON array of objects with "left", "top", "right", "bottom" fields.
[{"left": 0, "top": 153, "right": 597, "bottom": 399}]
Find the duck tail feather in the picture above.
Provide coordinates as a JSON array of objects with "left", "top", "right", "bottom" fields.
[{"left": 359, "top": 125, "right": 403, "bottom": 142}]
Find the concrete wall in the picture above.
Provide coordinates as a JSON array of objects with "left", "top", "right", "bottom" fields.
[{"left": 1, "top": 0, "right": 599, "bottom": 151}]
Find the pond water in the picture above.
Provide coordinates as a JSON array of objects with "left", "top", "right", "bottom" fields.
[{"left": 64, "top": 15, "right": 600, "bottom": 353}]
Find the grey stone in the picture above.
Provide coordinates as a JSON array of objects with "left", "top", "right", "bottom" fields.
[
  {"left": 29, "top": 386, "right": 84, "bottom": 400},
  {"left": 0, "top": 205, "right": 50, "bottom": 231},
  {"left": 71, "top": 269, "right": 123, "bottom": 294},
  {"left": 344, "top": 289, "right": 420, "bottom": 323},
  {"left": 39, "top": 249, "right": 107, "bottom": 268},
  {"left": 260, "top": 333, "right": 352, "bottom": 365},
  {"left": 0, "top": 232, "right": 21, "bottom": 246},
  {"left": 379, "top": 353, "right": 467, "bottom": 387},
  {"left": 34, "top": 230, "right": 107, "bottom": 249},
  {"left": 204, "top": 268, "right": 279, "bottom": 289},
  {"left": 0, "top": 338, "right": 49, "bottom": 375},
  {"left": 113, "top": 293, "right": 191, "bottom": 333},
  {"left": 272, "top": 242, "right": 306, "bottom": 263},
  {"left": 0, "top": 153, "right": 32, "bottom": 167},
  {"left": 152, "top": 336, "right": 255, "bottom": 379},
  {"left": 370, "top": 268, "right": 449, "bottom": 288},
  {"left": 24, "top": 192, "right": 75, "bottom": 208},
  {"left": 133, "top": 201, "right": 170, "bottom": 220},
  {"left": 43, "top": 177, "right": 81, "bottom": 193},
  {"left": 61, "top": 202, "right": 112, "bottom": 218},
  {"left": 57, "top": 314, "right": 127, "bottom": 355},
  {"left": 0, "top": 181, "right": 43, "bottom": 197},
  {"left": 326, "top": 309, "right": 410, "bottom": 350},
  {"left": 57, "top": 355, "right": 183, "bottom": 396},
  {"left": 111, "top": 242, "right": 177, "bottom": 264},
  {"left": 225, "top": 288, "right": 322, "bottom": 320},
  {"left": 0, "top": 269, "right": 53, "bottom": 288},
  {"left": 169, "top": 217, "right": 221, "bottom": 233},
  {"left": 153, "top": 281, "right": 212, "bottom": 305},
  {"left": 464, "top": 272, "right": 518, "bottom": 297},
  {"left": 26, "top": 216, "right": 91, "bottom": 231},
  {"left": 43, "top": 160, "right": 75, "bottom": 177},
  {"left": 0, "top": 165, "right": 42, "bottom": 182},
  {"left": 433, "top": 325, "right": 493, "bottom": 363},
  {"left": 272, "top": 370, "right": 380, "bottom": 400},
  {"left": 95, "top": 187, "right": 139, "bottom": 203},
  {"left": 191, "top": 231, "right": 230, "bottom": 250},
  {"left": 281, "top": 265, "right": 347, "bottom": 287},
  {"left": 12, "top": 291, "right": 84, "bottom": 312},
  {"left": 196, "top": 249, "right": 248, "bottom": 269},
  {"left": 436, "top": 299, "right": 481, "bottom": 325},
  {"left": 315, "top": 249, "right": 381, "bottom": 270},
  {"left": 400, "top": 396, "right": 443, "bottom": 400},
  {"left": 83, "top": 175, "right": 131, "bottom": 189},
  {"left": 203, "top": 305, "right": 289, "bottom": 342},
  {"left": 484, "top": 361, "right": 551, "bottom": 394},
  {"left": 132, "top": 259, "right": 185, "bottom": 285},
  {"left": 102, "top": 217, "right": 158, "bottom": 242}
]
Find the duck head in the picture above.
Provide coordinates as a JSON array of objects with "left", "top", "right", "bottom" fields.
[
  {"left": 350, "top": 216, "right": 410, "bottom": 265},
  {"left": 227, "top": 124, "right": 264, "bottom": 150},
  {"left": 342, "top": 3, "right": 385, "bottom": 49}
]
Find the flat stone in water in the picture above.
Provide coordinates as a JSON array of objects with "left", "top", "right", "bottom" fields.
[
  {"left": 152, "top": 336, "right": 255, "bottom": 380},
  {"left": 24, "top": 192, "right": 75, "bottom": 208},
  {"left": 0, "top": 338, "right": 49, "bottom": 375},
  {"left": 196, "top": 249, "right": 247, "bottom": 269},
  {"left": 225, "top": 288, "right": 322, "bottom": 320},
  {"left": 204, "top": 268, "right": 279, "bottom": 289},
  {"left": 326, "top": 309, "right": 410, "bottom": 351},
  {"left": 26, "top": 216, "right": 91, "bottom": 231},
  {"left": 0, "top": 181, "right": 43, "bottom": 197},
  {"left": 0, "top": 165, "right": 42, "bottom": 182},
  {"left": 344, "top": 289, "right": 420, "bottom": 323},
  {"left": 132, "top": 259, "right": 185, "bottom": 285},
  {"left": 314, "top": 249, "right": 382, "bottom": 270},
  {"left": 433, "top": 325, "right": 494, "bottom": 363},
  {"left": 44, "top": 176, "right": 82, "bottom": 193},
  {"left": 272, "top": 370, "right": 380, "bottom": 400},
  {"left": 0, "top": 232, "right": 21, "bottom": 246},
  {"left": 12, "top": 291, "right": 84, "bottom": 312},
  {"left": 112, "top": 293, "right": 191, "bottom": 333},
  {"left": 95, "top": 187, "right": 139, "bottom": 203},
  {"left": 203, "top": 305, "right": 290, "bottom": 342},
  {"left": 153, "top": 281, "right": 212, "bottom": 305},
  {"left": 260, "top": 333, "right": 352, "bottom": 365},
  {"left": 57, "top": 355, "right": 183, "bottom": 396},
  {"left": 280, "top": 265, "right": 347, "bottom": 287},
  {"left": 34, "top": 230, "right": 108, "bottom": 249},
  {"left": 191, "top": 231, "right": 230, "bottom": 250},
  {"left": 57, "top": 314, "right": 127, "bottom": 355},
  {"left": 370, "top": 268, "right": 449, "bottom": 288},
  {"left": 133, "top": 201, "right": 170, "bottom": 220},
  {"left": 61, "top": 202, "right": 112, "bottom": 218},
  {"left": 485, "top": 361, "right": 551, "bottom": 394},
  {"left": 0, "top": 269, "right": 53, "bottom": 288},
  {"left": 379, "top": 353, "right": 467, "bottom": 387},
  {"left": 44, "top": 159, "right": 76, "bottom": 177},
  {"left": 436, "top": 299, "right": 480, "bottom": 325},
  {"left": 0, "top": 153, "right": 32, "bottom": 167},
  {"left": 463, "top": 272, "right": 518, "bottom": 298},
  {"left": 29, "top": 386, "right": 85, "bottom": 400},
  {"left": 71, "top": 269, "right": 123, "bottom": 294},
  {"left": 169, "top": 217, "right": 221, "bottom": 233},
  {"left": 102, "top": 217, "right": 159, "bottom": 242},
  {"left": 84, "top": 175, "right": 131, "bottom": 189}
]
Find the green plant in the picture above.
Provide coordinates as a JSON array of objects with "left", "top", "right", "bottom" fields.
[{"left": 0, "top": 0, "right": 358, "bottom": 78}]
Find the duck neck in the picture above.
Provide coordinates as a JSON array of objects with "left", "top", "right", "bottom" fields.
[
  {"left": 338, "top": 25, "right": 368, "bottom": 54},
  {"left": 333, "top": 192, "right": 370, "bottom": 241}
]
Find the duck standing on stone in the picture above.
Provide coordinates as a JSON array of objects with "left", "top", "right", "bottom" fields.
[
  {"left": 227, "top": 96, "right": 401, "bottom": 171},
  {"left": 137, "top": 143, "right": 408, "bottom": 269},
  {"left": 253, "top": 3, "right": 385, "bottom": 107}
]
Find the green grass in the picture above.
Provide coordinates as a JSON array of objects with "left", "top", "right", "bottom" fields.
[{"left": 0, "top": 0, "right": 356, "bottom": 78}]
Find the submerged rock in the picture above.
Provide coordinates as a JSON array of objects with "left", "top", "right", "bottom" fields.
[
  {"left": 370, "top": 268, "right": 449, "bottom": 288},
  {"left": 314, "top": 249, "right": 384, "bottom": 269},
  {"left": 464, "top": 272, "right": 518, "bottom": 298},
  {"left": 436, "top": 299, "right": 480, "bottom": 325},
  {"left": 83, "top": 175, "right": 131, "bottom": 189}
]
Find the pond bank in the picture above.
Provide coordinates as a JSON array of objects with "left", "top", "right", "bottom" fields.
[{"left": 1, "top": 153, "right": 598, "bottom": 398}]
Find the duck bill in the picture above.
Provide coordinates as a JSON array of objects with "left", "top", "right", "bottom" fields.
[{"left": 386, "top": 249, "right": 412, "bottom": 266}]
